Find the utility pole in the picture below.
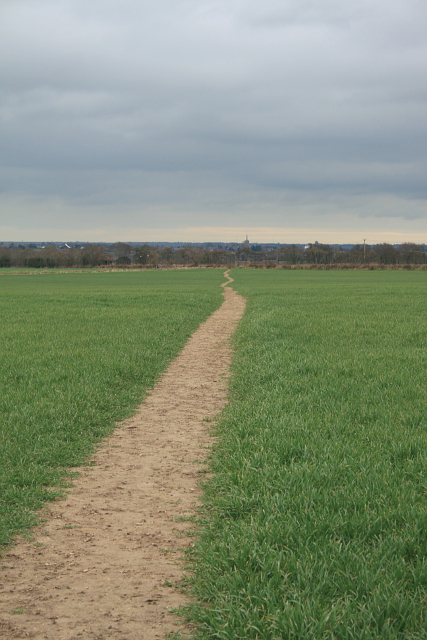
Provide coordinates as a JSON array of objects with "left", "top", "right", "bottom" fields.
[{"left": 363, "top": 239, "right": 366, "bottom": 264}]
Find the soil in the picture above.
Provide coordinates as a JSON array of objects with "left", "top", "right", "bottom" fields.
[{"left": 0, "top": 272, "right": 246, "bottom": 640}]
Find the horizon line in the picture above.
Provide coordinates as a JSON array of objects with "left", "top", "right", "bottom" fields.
[{"left": 1, "top": 239, "right": 426, "bottom": 246}]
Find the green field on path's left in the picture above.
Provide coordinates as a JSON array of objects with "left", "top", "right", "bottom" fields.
[{"left": 0, "top": 269, "right": 224, "bottom": 549}]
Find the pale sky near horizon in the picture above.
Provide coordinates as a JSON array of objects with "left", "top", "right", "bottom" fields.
[{"left": 1, "top": 0, "right": 426, "bottom": 244}]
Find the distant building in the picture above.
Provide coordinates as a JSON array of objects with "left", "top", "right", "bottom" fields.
[
  {"left": 240, "top": 235, "right": 250, "bottom": 249},
  {"left": 115, "top": 256, "right": 131, "bottom": 265}
]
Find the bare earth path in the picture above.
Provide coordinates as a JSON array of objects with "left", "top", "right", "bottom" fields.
[{"left": 0, "top": 272, "right": 246, "bottom": 640}]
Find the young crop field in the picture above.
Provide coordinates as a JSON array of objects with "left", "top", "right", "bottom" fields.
[
  {"left": 0, "top": 269, "right": 224, "bottom": 549},
  {"left": 186, "top": 269, "right": 427, "bottom": 639}
]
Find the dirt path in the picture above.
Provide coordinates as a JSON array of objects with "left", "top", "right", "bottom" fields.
[{"left": 0, "top": 272, "right": 245, "bottom": 640}]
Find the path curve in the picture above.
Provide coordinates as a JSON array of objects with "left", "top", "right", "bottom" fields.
[{"left": 0, "top": 272, "right": 246, "bottom": 640}]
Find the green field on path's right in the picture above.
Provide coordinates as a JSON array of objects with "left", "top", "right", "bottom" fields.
[{"left": 187, "top": 269, "right": 427, "bottom": 639}]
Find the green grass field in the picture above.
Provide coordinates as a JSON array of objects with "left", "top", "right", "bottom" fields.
[
  {"left": 3, "top": 268, "right": 427, "bottom": 638},
  {"left": 185, "top": 269, "right": 427, "bottom": 639},
  {"left": 0, "top": 269, "right": 223, "bottom": 548}
]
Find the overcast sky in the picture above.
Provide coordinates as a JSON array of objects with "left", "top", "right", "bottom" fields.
[{"left": 1, "top": 0, "right": 426, "bottom": 243}]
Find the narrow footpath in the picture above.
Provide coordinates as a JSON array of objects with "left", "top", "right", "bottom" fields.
[{"left": 0, "top": 272, "right": 246, "bottom": 640}]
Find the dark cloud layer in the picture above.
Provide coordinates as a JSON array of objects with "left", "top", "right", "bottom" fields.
[{"left": 1, "top": 0, "right": 426, "bottom": 240}]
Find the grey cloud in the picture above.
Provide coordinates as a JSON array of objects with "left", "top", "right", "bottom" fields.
[{"left": 1, "top": 0, "right": 426, "bottom": 236}]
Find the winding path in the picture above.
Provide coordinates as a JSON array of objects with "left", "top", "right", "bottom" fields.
[{"left": 0, "top": 272, "right": 245, "bottom": 640}]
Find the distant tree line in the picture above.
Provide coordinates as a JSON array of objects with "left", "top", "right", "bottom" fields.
[
  {"left": 0, "top": 241, "right": 426, "bottom": 268},
  {"left": 275, "top": 243, "right": 426, "bottom": 266}
]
